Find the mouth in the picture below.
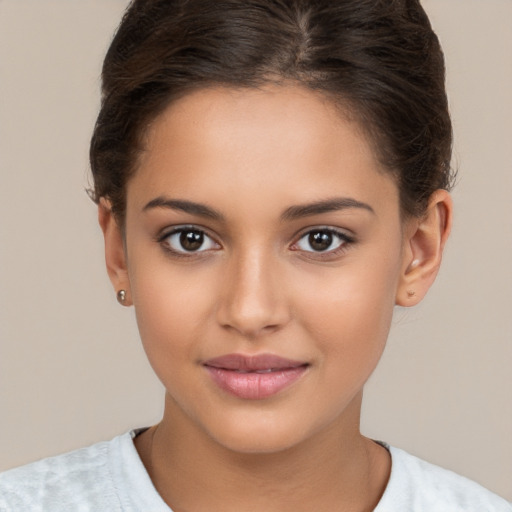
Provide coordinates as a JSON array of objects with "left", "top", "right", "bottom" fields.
[{"left": 203, "top": 353, "right": 309, "bottom": 400}]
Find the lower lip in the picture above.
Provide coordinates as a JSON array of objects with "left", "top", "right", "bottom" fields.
[{"left": 205, "top": 366, "right": 308, "bottom": 400}]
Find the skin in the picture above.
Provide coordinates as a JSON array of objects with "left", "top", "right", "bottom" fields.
[{"left": 99, "top": 84, "right": 452, "bottom": 512}]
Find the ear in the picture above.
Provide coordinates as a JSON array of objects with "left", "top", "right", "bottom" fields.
[
  {"left": 98, "top": 198, "right": 132, "bottom": 306},
  {"left": 395, "top": 190, "right": 453, "bottom": 306}
]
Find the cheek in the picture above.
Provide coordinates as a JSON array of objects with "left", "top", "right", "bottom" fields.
[
  {"left": 293, "top": 271, "right": 398, "bottom": 412},
  {"left": 292, "top": 249, "right": 402, "bottom": 362},
  {"left": 128, "top": 255, "right": 218, "bottom": 374}
]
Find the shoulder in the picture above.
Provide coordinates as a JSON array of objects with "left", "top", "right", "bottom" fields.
[
  {"left": 376, "top": 444, "right": 512, "bottom": 512},
  {"left": 0, "top": 434, "right": 127, "bottom": 511}
]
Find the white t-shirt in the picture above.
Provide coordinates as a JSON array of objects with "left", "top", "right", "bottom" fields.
[{"left": 0, "top": 430, "right": 510, "bottom": 511}]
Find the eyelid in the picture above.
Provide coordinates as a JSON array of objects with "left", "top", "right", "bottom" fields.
[
  {"left": 157, "top": 223, "right": 217, "bottom": 241},
  {"left": 289, "top": 226, "right": 355, "bottom": 257},
  {"left": 291, "top": 226, "right": 354, "bottom": 245},
  {"left": 157, "top": 224, "right": 221, "bottom": 256}
]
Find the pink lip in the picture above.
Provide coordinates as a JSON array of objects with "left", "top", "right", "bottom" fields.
[{"left": 203, "top": 354, "right": 309, "bottom": 400}]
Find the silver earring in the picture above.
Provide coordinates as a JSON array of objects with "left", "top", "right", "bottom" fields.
[{"left": 117, "top": 290, "right": 127, "bottom": 305}]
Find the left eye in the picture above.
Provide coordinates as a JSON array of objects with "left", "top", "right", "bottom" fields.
[
  {"left": 295, "top": 229, "right": 349, "bottom": 253},
  {"left": 163, "top": 228, "right": 218, "bottom": 253}
]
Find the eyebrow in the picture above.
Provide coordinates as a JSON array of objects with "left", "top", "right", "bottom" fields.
[
  {"left": 143, "top": 196, "right": 374, "bottom": 221},
  {"left": 281, "top": 197, "right": 375, "bottom": 220},
  {"left": 143, "top": 197, "right": 225, "bottom": 221}
]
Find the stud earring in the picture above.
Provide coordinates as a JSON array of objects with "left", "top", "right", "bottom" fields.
[
  {"left": 407, "top": 290, "right": 416, "bottom": 297},
  {"left": 117, "top": 290, "right": 127, "bottom": 305}
]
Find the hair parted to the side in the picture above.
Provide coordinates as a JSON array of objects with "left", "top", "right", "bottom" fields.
[{"left": 90, "top": 0, "right": 454, "bottom": 222}]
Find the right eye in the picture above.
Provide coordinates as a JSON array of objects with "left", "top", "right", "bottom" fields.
[{"left": 160, "top": 227, "right": 219, "bottom": 254}]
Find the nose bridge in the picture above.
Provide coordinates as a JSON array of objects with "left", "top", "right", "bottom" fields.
[{"left": 218, "top": 244, "right": 288, "bottom": 337}]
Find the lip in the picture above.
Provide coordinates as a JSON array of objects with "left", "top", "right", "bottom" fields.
[{"left": 203, "top": 353, "right": 309, "bottom": 400}]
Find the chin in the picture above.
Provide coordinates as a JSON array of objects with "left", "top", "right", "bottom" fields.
[
  {"left": 214, "top": 428, "right": 305, "bottom": 455},
  {"left": 200, "top": 408, "right": 317, "bottom": 455}
]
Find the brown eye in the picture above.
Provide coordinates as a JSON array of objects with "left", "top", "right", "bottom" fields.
[
  {"left": 295, "top": 228, "right": 350, "bottom": 253},
  {"left": 180, "top": 230, "right": 204, "bottom": 251},
  {"left": 162, "top": 227, "right": 218, "bottom": 254},
  {"left": 308, "top": 231, "right": 333, "bottom": 251}
]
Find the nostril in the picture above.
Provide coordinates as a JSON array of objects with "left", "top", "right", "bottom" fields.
[
  {"left": 220, "top": 319, "right": 283, "bottom": 339},
  {"left": 215, "top": 259, "right": 291, "bottom": 336}
]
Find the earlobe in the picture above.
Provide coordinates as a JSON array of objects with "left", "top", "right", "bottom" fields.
[
  {"left": 396, "top": 190, "right": 453, "bottom": 306},
  {"left": 98, "top": 199, "right": 132, "bottom": 306}
]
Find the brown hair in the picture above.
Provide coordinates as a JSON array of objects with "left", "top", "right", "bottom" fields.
[{"left": 90, "top": 0, "right": 454, "bottom": 221}]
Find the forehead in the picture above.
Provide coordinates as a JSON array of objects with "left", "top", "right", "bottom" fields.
[
  {"left": 145, "top": 84, "right": 370, "bottom": 164},
  {"left": 128, "top": 84, "right": 399, "bottom": 217}
]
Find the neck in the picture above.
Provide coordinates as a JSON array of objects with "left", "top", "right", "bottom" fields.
[{"left": 135, "top": 392, "right": 390, "bottom": 512}]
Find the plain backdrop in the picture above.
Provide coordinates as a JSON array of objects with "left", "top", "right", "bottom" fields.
[{"left": 0, "top": 0, "right": 511, "bottom": 501}]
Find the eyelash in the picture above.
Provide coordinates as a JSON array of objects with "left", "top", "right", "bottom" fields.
[
  {"left": 290, "top": 227, "right": 354, "bottom": 260},
  {"left": 157, "top": 226, "right": 355, "bottom": 260},
  {"left": 157, "top": 225, "right": 220, "bottom": 259}
]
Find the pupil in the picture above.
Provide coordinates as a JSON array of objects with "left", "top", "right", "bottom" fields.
[
  {"left": 180, "top": 230, "right": 203, "bottom": 251},
  {"left": 309, "top": 231, "right": 332, "bottom": 251}
]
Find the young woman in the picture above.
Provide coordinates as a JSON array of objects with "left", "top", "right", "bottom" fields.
[{"left": 1, "top": 0, "right": 510, "bottom": 510}]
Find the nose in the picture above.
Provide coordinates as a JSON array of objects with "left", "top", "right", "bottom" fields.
[{"left": 216, "top": 248, "right": 291, "bottom": 339}]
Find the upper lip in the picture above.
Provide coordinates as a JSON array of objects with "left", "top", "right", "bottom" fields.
[{"left": 203, "top": 353, "right": 308, "bottom": 371}]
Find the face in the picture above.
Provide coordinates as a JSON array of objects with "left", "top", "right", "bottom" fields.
[{"left": 109, "top": 85, "right": 414, "bottom": 453}]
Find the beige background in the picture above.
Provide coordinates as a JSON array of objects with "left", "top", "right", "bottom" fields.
[{"left": 0, "top": 0, "right": 511, "bottom": 501}]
